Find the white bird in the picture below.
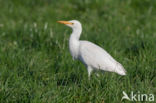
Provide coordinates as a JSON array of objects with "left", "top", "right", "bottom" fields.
[{"left": 58, "top": 20, "right": 126, "bottom": 78}]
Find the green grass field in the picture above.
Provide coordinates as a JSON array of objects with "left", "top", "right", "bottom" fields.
[{"left": 0, "top": 0, "right": 155, "bottom": 102}]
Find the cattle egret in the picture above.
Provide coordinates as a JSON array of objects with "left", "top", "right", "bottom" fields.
[{"left": 58, "top": 20, "right": 126, "bottom": 78}]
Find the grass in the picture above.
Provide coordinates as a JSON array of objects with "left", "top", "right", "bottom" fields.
[{"left": 0, "top": 0, "right": 156, "bottom": 102}]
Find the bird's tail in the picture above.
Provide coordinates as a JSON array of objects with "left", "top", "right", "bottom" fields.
[{"left": 115, "top": 62, "right": 126, "bottom": 76}]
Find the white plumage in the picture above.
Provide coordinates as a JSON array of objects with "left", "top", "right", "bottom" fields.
[{"left": 58, "top": 20, "right": 126, "bottom": 78}]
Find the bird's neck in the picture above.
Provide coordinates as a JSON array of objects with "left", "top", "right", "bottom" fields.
[
  {"left": 70, "top": 27, "right": 82, "bottom": 41},
  {"left": 69, "top": 27, "right": 82, "bottom": 59}
]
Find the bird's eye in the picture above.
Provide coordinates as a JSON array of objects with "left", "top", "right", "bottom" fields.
[{"left": 71, "top": 23, "right": 74, "bottom": 25}]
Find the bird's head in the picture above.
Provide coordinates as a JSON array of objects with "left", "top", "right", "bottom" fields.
[{"left": 57, "top": 20, "right": 81, "bottom": 30}]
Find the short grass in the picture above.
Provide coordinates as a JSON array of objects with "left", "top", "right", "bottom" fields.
[{"left": 0, "top": 0, "right": 156, "bottom": 103}]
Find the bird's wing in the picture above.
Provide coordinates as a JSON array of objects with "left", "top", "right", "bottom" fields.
[{"left": 79, "top": 41, "right": 119, "bottom": 72}]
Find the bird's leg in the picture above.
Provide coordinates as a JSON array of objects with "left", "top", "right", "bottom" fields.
[
  {"left": 95, "top": 65, "right": 101, "bottom": 77},
  {"left": 87, "top": 66, "right": 93, "bottom": 79},
  {"left": 95, "top": 73, "right": 100, "bottom": 77}
]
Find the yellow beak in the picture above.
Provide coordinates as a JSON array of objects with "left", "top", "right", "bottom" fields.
[{"left": 57, "top": 21, "right": 73, "bottom": 25}]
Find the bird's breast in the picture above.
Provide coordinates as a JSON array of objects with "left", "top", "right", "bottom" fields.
[{"left": 69, "top": 39, "right": 80, "bottom": 60}]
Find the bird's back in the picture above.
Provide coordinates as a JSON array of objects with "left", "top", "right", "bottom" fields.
[{"left": 78, "top": 41, "right": 126, "bottom": 75}]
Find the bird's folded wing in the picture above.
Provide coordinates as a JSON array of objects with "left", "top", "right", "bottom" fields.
[{"left": 79, "top": 41, "right": 117, "bottom": 72}]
